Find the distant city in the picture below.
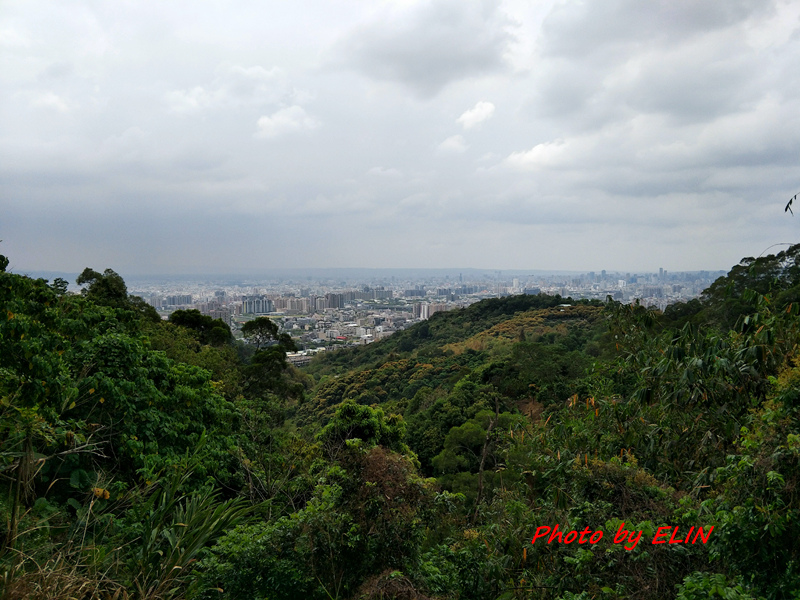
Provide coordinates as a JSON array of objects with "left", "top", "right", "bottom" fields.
[{"left": 23, "top": 267, "right": 727, "bottom": 362}]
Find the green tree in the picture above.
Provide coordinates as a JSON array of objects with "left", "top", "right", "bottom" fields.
[
  {"left": 241, "top": 346, "right": 305, "bottom": 402},
  {"left": 169, "top": 309, "right": 232, "bottom": 346},
  {"left": 76, "top": 267, "right": 160, "bottom": 322},
  {"left": 76, "top": 267, "right": 129, "bottom": 307},
  {"left": 241, "top": 316, "right": 292, "bottom": 350},
  {"left": 701, "top": 243, "right": 800, "bottom": 329},
  {"left": 318, "top": 401, "right": 408, "bottom": 459}
]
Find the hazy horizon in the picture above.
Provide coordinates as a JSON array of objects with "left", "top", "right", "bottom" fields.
[{"left": 13, "top": 265, "right": 728, "bottom": 285}]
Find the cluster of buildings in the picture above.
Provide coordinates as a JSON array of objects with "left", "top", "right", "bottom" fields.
[
  {"left": 537, "top": 268, "right": 725, "bottom": 310},
  {"left": 131, "top": 268, "right": 724, "bottom": 351}
]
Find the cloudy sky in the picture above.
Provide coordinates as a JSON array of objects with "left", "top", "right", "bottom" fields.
[{"left": 2, "top": 0, "right": 799, "bottom": 274}]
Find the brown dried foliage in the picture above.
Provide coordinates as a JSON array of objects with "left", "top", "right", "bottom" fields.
[
  {"left": 1, "top": 551, "right": 126, "bottom": 600},
  {"left": 356, "top": 569, "right": 433, "bottom": 600}
]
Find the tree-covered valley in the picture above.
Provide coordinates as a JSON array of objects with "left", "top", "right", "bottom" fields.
[{"left": 3, "top": 246, "right": 800, "bottom": 600}]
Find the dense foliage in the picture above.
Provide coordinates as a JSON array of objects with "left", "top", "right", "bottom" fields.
[{"left": 3, "top": 245, "right": 800, "bottom": 599}]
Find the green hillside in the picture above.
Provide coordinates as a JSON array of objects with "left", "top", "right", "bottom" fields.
[{"left": 3, "top": 247, "right": 800, "bottom": 599}]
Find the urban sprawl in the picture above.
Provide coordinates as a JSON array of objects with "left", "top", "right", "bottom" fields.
[{"left": 129, "top": 269, "right": 724, "bottom": 365}]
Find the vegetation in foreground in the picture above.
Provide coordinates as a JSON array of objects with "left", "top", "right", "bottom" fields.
[{"left": 3, "top": 246, "right": 800, "bottom": 599}]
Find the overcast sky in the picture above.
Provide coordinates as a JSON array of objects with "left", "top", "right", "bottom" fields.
[{"left": 2, "top": 0, "right": 800, "bottom": 275}]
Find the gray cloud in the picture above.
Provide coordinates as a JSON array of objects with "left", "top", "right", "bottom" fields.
[
  {"left": 1, "top": 0, "right": 799, "bottom": 273},
  {"left": 335, "top": 0, "right": 516, "bottom": 97},
  {"left": 541, "top": 0, "right": 776, "bottom": 58},
  {"left": 528, "top": 1, "right": 781, "bottom": 130}
]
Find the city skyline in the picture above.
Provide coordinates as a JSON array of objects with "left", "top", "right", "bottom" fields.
[{"left": 107, "top": 265, "right": 724, "bottom": 350}]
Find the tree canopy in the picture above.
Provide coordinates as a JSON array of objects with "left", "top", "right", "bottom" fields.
[
  {"left": 169, "top": 308, "right": 232, "bottom": 345},
  {"left": 76, "top": 266, "right": 160, "bottom": 322}
]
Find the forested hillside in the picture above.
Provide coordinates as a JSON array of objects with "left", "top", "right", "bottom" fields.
[{"left": 3, "top": 246, "right": 800, "bottom": 599}]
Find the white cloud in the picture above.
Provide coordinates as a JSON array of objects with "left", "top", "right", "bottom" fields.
[
  {"left": 457, "top": 101, "right": 495, "bottom": 129},
  {"left": 0, "top": 27, "right": 32, "bottom": 48},
  {"left": 31, "top": 92, "right": 72, "bottom": 112},
  {"left": 744, "top": 1, "right": 800, "bottom": 50},
  {"left": 438, "top": 134, "right": 468, "bottom": 153},
  {"left": 166, "top": 65, "right": 288, "bottom": 114},
  {"left": 505, "top": 138, "right": 572, "bottom": 170},
  {"left": 165, "top": 86, "right": 211, "bottom": 113},
  {"left": 255, "top": 105, "right": 319, "bottom": 138}
]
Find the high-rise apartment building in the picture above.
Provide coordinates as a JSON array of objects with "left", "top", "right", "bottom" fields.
[{"left": 242, "top": 296, "right": 275, "bottom": 314}]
